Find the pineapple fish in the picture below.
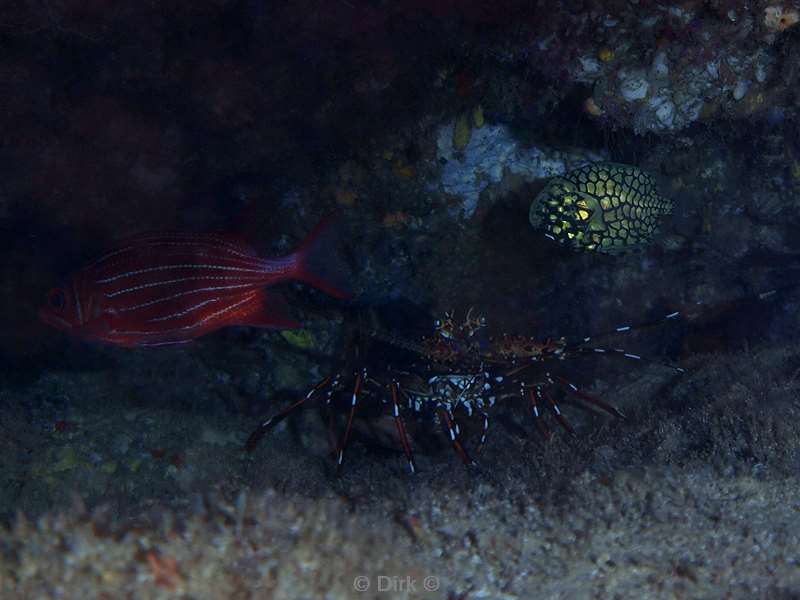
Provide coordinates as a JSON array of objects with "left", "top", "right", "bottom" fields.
[{"left": 529, "top": 162, "right": 672, "bottom": 254}]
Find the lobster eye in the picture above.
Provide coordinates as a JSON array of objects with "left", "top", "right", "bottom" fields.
[{"left": 48, "top": 289, "right": 66, "bottom": 310}]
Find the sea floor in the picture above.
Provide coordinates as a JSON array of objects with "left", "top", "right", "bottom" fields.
[{"left": 2, "top": 338, "right": 799, "bottom": 599}]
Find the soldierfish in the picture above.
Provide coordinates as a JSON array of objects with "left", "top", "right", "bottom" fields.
[{"left": 40, "top": 216, "right": 350, "bottom": 347}]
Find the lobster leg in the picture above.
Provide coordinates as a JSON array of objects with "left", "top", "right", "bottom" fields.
[
  {"left": 390, "top": 380, "right": 417, "bottom": 474},
  {"left": 335, "top": 369, "right": 365, "bottom": 475},
  {"left": 476, "top": 411, "right": 490, "bottom": 453},
  {"left": 541, "top": 388, "right": 575, "bottom": 434},
  {"left": 439, "top": 408, "right": 475, "bottom": 466},
  {"left": 527, "top": 385, "right": 552, "bottom": 440},
  {"left": 245, "top": 375, "right": 333, "bottom": 452},
  {"left": 551, "top": 374, "right": 626, "bottom": 419},
  {"left": 324, "top": 374, "right": 342, "bottom": 454}
]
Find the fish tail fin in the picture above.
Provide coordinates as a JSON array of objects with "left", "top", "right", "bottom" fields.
[{"left": 293, "top": 213, "right": 353, "bottom": 300}]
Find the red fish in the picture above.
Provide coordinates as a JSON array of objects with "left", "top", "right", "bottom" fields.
[{"left": 40, "top": 216, "right": 350, "bottom": 347}]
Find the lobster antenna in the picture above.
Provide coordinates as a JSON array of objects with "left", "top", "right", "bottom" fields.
[
  {"left": 569, "top": 311, "right": 681, "bottom": 346},
  {"left": 560, "top": 343, "right": 686, "bottom": 374},
  {"left": 359, "top": 325, "right": 429, "bottom": 356}
]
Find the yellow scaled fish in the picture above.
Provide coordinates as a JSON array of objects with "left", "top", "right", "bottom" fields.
[{"left": 529, "top": 162, "right": 672, "bottom": 254}]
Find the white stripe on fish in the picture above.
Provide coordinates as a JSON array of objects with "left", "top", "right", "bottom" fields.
[
  {"left": 103, "top": 275, "right": 265, "bottom": 298},
  {"left": 117, "top": 283, "right": 253, "bottom": 312},
  {"left": 114, "top": 292, "right": 257, "bottom": 336},
  {"left": 96, "top": 263, "right": 270, "bottom": 284}
]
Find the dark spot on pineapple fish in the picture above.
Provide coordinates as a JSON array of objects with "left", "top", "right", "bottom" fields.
[{"left": 529, "top": 162, "right": 672, "bottom": 254}]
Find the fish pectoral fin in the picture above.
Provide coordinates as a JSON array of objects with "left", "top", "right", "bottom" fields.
[{"left": 234, "top": 290, "right": 300, "bottom": 330}]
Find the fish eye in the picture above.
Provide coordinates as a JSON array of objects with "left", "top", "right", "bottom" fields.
[{"left": 48, "top": 289, "right": 66, "bottom": 310}]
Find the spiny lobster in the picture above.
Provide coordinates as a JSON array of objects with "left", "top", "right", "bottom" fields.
[{"left": 245, "top": 306, "right": 685, "bottom": 474}]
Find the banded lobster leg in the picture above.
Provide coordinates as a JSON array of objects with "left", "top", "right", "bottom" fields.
[
  {"left": 245, "top": 375, "right": 334, "bottom": 453},
  {"left": 389, "top": 380, "right": 417, "bottom": 474},
  {"left": 336, "top": 371, "right": 422, "bottom": 475},
  {"left": 246, "top": 368, "right": 421, "bottom": 475},
  {"left": 548, "top": 373, "right": 626, "bottom": 419},
  {"left": 538, "top": 313, "right": 687, "bottom": 425},
  {"left": 522, "top": 372, "right": 628, "bottom": 439},
  {"left": 393, "top": 377, "right": 479, "bottom": 468},
  {"left": 496, "top": 311, "right": 687, "bottom": 438},
  {"left": 500, "top": 369, "right": 626, "bottom": 439},
  {"left": 524, "top": 383, "right": 574, "bottom": 439},
  {"left": 335, "top": 369, "right": 365, "bottom": 475},
  {"left": 337, "top": 374, "right": 477, "bottom": 473},
  {"left": 475, "top": 411, "right": 490, "bottom": 454},
  {"left": 439, "top": 407, "right": 476, "bottom": 466},
  {"left": 502, "top": 367, "right": 628, "bottom": 440}
]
